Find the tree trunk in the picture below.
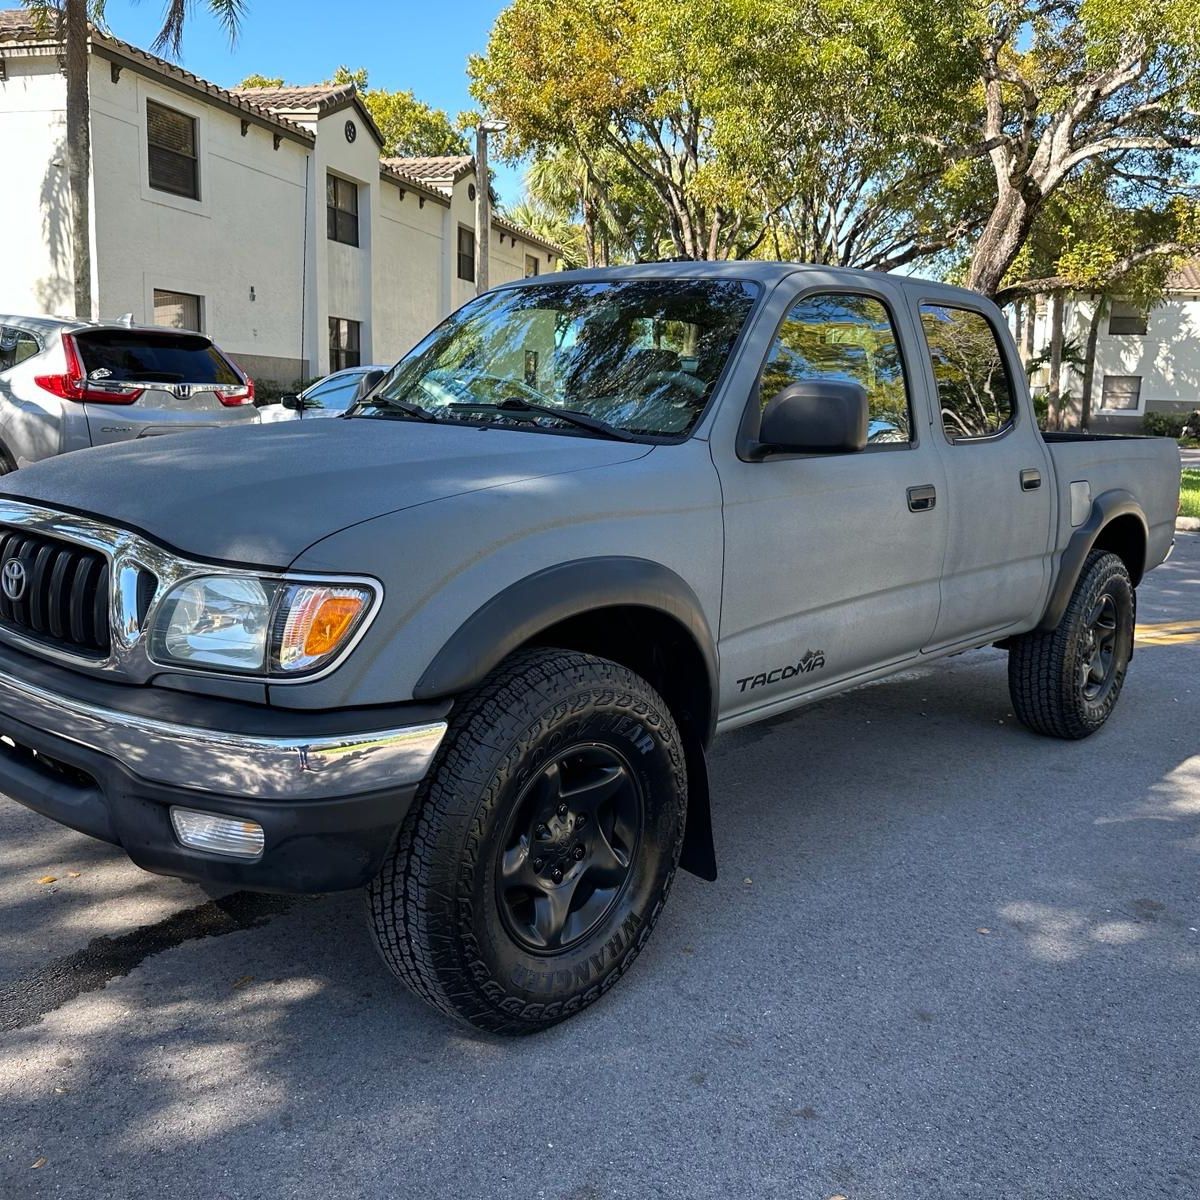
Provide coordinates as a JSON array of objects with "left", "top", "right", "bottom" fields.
[
  {"left": 1046, "top": 292, "right": 1065, "bottom": 430},
  {"left": 581, "top": 191, "right": 597, "bottom": 269},
  {"left": 966, "top": 185, "right": 1034, "bottom": 297},
  {"left": 65, "top": 0, "right": 92, "bottom": 319},
  {"left": 1079, "top": 295, "right": 1105, "bottom": 433},
  {"left": 1022, "top": 295, "right": 1036, "bottom": 379}
]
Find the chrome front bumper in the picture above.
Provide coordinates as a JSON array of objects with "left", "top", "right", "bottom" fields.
[{"left": 0, "top": 668, "right": 447, "bottom": 801}]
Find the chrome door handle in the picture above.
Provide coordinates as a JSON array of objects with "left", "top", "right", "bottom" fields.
[{"left": 907, "top": 484, "right": 937, "bottom": 512}]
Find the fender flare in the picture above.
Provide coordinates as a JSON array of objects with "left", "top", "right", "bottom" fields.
[
  {"left": 413, "top": 556, "right": 719, "bottom": 718},
  {"left": 1037, "top": 488, "right": 1148, "bottom": 632}
]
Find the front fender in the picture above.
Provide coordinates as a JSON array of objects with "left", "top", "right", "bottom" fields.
[{"left": 413, "top": 556, "right": 718, "bottom": 703}]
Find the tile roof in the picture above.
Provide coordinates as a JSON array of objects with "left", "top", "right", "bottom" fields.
[
  {"left": 0, "top": 9, "right": 314, "bottom": 144},
  {"left": 228, "top": 83, "right": 356, "bottom": 113},
  {"left": 1166, "top": 257, "right": 1200, "bottom": 292},
  {"left": 384, "top": 155, "right": 475, "bottom": 192}
]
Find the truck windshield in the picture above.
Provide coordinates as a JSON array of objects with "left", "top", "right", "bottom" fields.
[{"left": 354, "top": 279, "right": 758, "bottom": 438}]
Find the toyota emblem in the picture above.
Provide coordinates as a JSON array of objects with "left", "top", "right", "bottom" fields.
[{"left": 2, "top": 558, "right": 27, "bottom": 602}]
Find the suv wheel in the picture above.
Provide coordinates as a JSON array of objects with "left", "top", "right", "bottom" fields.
[
  {"left": 1007, "top": 549, "right": 1135, "bottom": 739},
  {"left": 368, "top": 647, "right": 687, "bottom": 1034}
]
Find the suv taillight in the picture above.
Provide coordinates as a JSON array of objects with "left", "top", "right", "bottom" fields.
[
  {"left": 216, "top": 376, "right": 255, "bottom": 407},
  {"left": 34, "top": 334, "right": 143, "bottom": 404}
]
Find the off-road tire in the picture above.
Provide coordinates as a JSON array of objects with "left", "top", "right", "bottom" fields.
[
  {"left": 1007, "top": 550, "right": 1135, "bottom": 739},
  {"left": 367, "top": 647, "right": 687, "bottom": 1035}
]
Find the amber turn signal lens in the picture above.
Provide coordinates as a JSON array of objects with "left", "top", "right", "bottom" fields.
[
  {"left": 304, "top": 595, "right": 364, "bottom": 657},
  {"left": 275, "top": 584, "right": 373, "bottom": 673}
]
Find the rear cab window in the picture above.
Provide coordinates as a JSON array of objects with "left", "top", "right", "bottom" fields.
[
  {"left": 0, "top": 327, "right": 42, "bottom": 374},
  {"left": 918, "top": 304, "right": 1016, "bottom": 441},
  {"left": 72, "top": 331, "right": 241, "bottom": 385}
]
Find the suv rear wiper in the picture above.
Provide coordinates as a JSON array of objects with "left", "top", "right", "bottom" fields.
[{"left": 447, "top": 398, "right": 639, "bottom": 442}]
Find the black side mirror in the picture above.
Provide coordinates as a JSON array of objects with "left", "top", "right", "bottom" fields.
[
  {"left": 353, "top": 368, "right": 387, "bottom": 403},
  {"left": 754, "top": 380, "right": 869, "bottom": 457},
  {"left": 279, "top": 393, "right": 302, "bottom": 411}
]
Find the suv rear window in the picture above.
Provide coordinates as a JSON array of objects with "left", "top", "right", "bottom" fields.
[{"left": 73, "top": 331, "right": 240, "bottom": 385}]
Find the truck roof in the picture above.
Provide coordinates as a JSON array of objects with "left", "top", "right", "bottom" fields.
[{"left": 499, "top": 260, "right": 997, "bottom": 310}]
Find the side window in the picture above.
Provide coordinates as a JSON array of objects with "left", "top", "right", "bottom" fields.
[
  {"left": 919, "top": 304, "right": 1016, "bottom": 441},
  {"left": 760, "top": 292, "right": 911, "bottom": 444},
  {"left": 0, "top": 328, "right": 41, "bottom": 373}
]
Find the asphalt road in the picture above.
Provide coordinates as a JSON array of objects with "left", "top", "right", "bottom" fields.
[{"left": 2, "top": 535, "right": 1198, "bottom": 1200}]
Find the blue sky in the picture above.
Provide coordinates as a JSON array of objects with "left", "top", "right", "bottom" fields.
[{"left": 98, "top": 0, "right": 526, "bottom": 204}]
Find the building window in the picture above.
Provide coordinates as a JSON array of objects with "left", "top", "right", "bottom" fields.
[
  {"left": 153, "top": 289, "right": 203, "bottom": 331},
  {"left": 1100, "top": 375, "right": 1142, "bottom": 411},
  {"left": 524, "top": 254, "right": 540, "bottom": 278},
  {"left": 919, "top": 304, "right": 1017, "bottom": 441},
  {"left": 327, "top": 174, "right": 359, "bottom": 246},
  {"left": 147, "top": 100, "right": 199, "bottom": 199},
  {"left": 457, "top": 226, "right": 476, "bottom": 282},
  {"left": 1107, "top": 301, "right": 1148, "bottom": 336},
  {"left": 329, "top": 317, "right": 361, "bottom": 371},
  {"left": 761, "top": 293, "right": 913, "bottom": 444}
]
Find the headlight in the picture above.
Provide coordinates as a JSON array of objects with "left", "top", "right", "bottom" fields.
[{"left": 149, "top": 575, "right": 376, "bottom": 676}]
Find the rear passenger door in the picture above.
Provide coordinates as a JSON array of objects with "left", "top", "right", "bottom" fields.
[
  {"left": 915, "top": 299, "right": 1054, "bottom": 648},
  {"left": 714, "top": 281, "right": 948, "bottom": 720}
]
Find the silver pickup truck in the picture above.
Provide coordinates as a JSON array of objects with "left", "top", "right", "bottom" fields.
[{"left": 0, "top": 264, "right": 1180, "bottom": 1034}]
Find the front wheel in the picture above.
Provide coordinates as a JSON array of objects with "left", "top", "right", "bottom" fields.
[
  {"left": 1007, "top": 549, "right": 1135, "bottom": 739},
  {"left": 368, "top": 647, "right": 687, "bottom": 1034}
]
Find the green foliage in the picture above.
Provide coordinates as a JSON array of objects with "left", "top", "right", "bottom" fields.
[
  {"left": 1142, "top": 412, "right": 1188, "bottom": 438},
  {"left": 504, "top": 199, "right": 586, "bottom": 267},
  {"left": 238, "top": 73, "right": 283, "bottom": 88},
  {"left": 1181, "top": 470, "right": 1200, "bottom": 518}
]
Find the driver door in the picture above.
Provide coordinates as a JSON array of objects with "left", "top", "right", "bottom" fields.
[{"left": 714, "top": 280, "right": 948, "bottom": 722}]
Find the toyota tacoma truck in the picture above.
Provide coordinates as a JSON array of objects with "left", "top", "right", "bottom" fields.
[{"left": 0, "top": 264, "right": 1180, "bottom": 1034}]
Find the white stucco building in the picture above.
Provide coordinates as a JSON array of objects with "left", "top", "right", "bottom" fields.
[
  {"left": 0, "top": 11, "right": 560, "bottom": 384},
  {"left": 1025, "top": 259, "right": 1200, "bottom": 432}
]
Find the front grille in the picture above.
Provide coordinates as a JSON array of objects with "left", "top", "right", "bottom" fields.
[{"left": 0, "top": 528, "right": 111, "bottom": 656}]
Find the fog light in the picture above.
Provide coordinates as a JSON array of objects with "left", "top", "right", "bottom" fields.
[{"left": 170, "top": 807, "right": 265, "bottom": 859}]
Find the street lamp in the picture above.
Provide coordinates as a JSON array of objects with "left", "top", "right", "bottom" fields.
[{"left": 475, "top": 118, "right": 509, "bottom": 295}]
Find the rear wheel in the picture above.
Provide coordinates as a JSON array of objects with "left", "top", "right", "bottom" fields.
[
  {"left": 368, "top": 647, "right": 687, "bottom": 1034},
  {"left": 1007, "top": 550, "right": 1135, "bottom": 739}
]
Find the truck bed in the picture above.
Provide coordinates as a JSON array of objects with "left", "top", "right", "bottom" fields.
[{"left": 1044, "top": 433, "right": 1181, "bottom": 574}]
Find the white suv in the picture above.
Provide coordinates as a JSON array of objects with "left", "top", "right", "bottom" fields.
[{"left": 0, "top": 316, "right": 260, "bottom": 472}]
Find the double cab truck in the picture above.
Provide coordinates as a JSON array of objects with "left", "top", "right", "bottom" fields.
[{"left": 0, "top": 264, "right": 1180, "bottom": 1034}]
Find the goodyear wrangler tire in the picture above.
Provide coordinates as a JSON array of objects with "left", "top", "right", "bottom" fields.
[
  {"left": 367, "top": 647, "right": 687, "bottom": 1035},
  {"left": 1007, "top": 549, "right": 1135, "bottom": 739}
]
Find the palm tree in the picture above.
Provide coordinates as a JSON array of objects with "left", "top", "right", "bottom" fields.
[{"left": 22, "top": 0, "right": 248, "bottom": 318}]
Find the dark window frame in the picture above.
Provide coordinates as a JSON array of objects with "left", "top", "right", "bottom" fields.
[
  {"left": 747, "top": 286, "right": 919, "bottom": 457},
  {"left": 328, "top": 317, "right": 362, "bottom": 372},
  {"left": 917, "top": 300, "right": 1019, "bottom": 445},
  {"left": 1098, "top": 374, "right": 1143, "bottom": 412},
  {"left": 1107, "top": 301, "right": 1149, "bottom": 336},
  {"left": 326, "top": 174, "right": 360, "bottom": 247},
  {"left": 152, "top": 288, "right": 204, "bottom": 333},
  {"left": 524, "top": 254, "right": 540, "bottom": 278},
  {"left": 146, "top": 99, "right": 199, "bottom": 200},
  {"left": 457, "top": 225, "right": 476, "bottom": 282}
]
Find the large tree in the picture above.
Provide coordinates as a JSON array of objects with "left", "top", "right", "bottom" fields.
[
  {"left": 473, "top": 0, "right": 1200, "bottom": 287},
  {"left": 23, "top": 0, "right": 248, "bottom": 318},
  {"left": 961, "top": 0, "right": 1200, "bottom": 294}
]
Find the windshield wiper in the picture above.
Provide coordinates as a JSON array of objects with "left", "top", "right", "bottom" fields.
[
  {"left": 357, "top": 395, "right": 435, "bottom": 421},
  {"left": 447, "top": 398, "right": 639, "bottom": 442}
]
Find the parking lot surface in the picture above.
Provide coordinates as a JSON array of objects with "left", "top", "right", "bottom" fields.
[{"left": 2, "top": 534, "right": 1198, "bottom": 1200}]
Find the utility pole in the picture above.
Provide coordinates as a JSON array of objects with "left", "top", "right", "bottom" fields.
[{"left": 474, "top": 119, "right": 508, "bottom": 296}]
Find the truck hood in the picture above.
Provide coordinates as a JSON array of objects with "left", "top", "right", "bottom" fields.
[{"left": 0, "top": 420, "right": 653, "bottom": 566}]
